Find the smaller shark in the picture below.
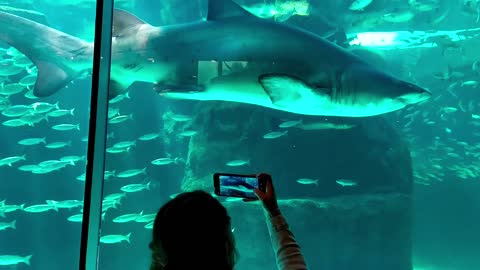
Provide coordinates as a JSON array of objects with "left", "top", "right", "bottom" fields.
[{"left": 0, "top": 0, "right": 431, "bottom": 117}]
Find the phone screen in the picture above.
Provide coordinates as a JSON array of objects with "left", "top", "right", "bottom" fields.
[{"left": 216, "top": 174, "right": 259, "bottom": 199}]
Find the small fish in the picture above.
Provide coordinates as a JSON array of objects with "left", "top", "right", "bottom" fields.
[
  {"left": 116, "top": 168, "right": 147, "bottom": 178},
  {"left": 31, "top": 168, "right": 53, "bottom": 174},
  {"left": 0, "top": 220, "right": 16, "bottom": 231},
  {"left": 23, "top": 204, "right": 58, "bottom": 213},
  {"left": 461, "top": 80, "right": 478, "bottom": 87},
  {"left": 432, "top": 164, "right": 443, "bottom": 170},
  {"left": 151, "top": 157, "right": 181, "bottom": 165},
  {"left": 67, "top": 214, "right": 84, "bottom": 222},
  {"left": 0, "top": 255, "right": 32, "bottom": 266},
  {"left": 120, "top": 182, "right": 151, "bottom": 193},
  {"left": 45, "top": 141, "right": 72, "bottom": 149},
  {"left": 17, "top": 137, "right": 46, "bottom": 145},
  {"left": 60, "top": 155, "right": 85, "bottom": 163},
  {"left": 138, "top": 132, "right": 160, "bottom": 141},
  {"left": 104, "top": 193, "right": 126, "bottom": 201},
  {"left": 46, "top": 200, "right": 83, "bottom": 209},
  {"left": 0, "top": 203, "right": 25, "bottom": 213},
  {"left": 17, "top": 165, "right": 40, "bottom": 171},
  {"left": 178, "top": 130, "right": 197, "bottom": 137},
  {"left": 106, "top": 146, "right": 131, "bottom": 154},
  {"left": 278, "top": 120, "right": 302, "bottom": 128},
  {"left": 113, "top": 211, "right": 144, "bottom": 223},
  {"left": 100, "top": 233, "right": 132, "bottom": 244},
  {"left": 442, "top": 107, "right": 458, "bottom": 113},
  {"left": 104, "top": 170, "right": 116, "bottom": 180},
  {"left": 38, "top": 160, "right": 63, "bottom": 167},
  {"left": 135, "top": 213, "right": 156, "bottom": 223},
  {"left": 108, "top": 92, "right": 130, "bottom": 104},
  {"left": 20, "top": 113, "right": 47, "bottom": 126},
  {"left": 472, "top": 114, "right": 480, "bottom": 120},
  {"left": 47, "top": 109, "right": 75, "bottom": 117},
  {"left": 226, "top": 160, "right": 250, "bottom": 166},
  {"left": 336, "top": 179, "right": 358, "bottom": 187},
  {"left": 0, "top": 83, "right": 25, "bottom": 95},
  {"left": 0, "top": 155, "right": 26, "bottom": 167},
  {"left": 113, "top": 140, "right": 136, "bottom": 148},
  {"left": 2, "top": 119, "right": 28, "bottom": 127},
  {"left": 263, "top": 130, "right": 288, "bottom": 139},
  {"left": 296, "top": 178, "right": 319, "bottom": 185},
  {"left": 409, "top": 1, "right": 439, "bottom": 12},
  {"left": 51, "top": 124, "right": 80, "bottom": 131},
  {"left": 31, "top": 101, "right": 59, "bottom": 113},
  {"left": 169, "top": 113, "right": 192, "bottom": 122},
  {"left": 108, "top": 114, "right": 133, "bottom": 124},
  {"left": 144, "top": 222, "right": 154, "bottom": 229},
  {"left": 1, "top": 105, "right": 33, "bottom": 117}
]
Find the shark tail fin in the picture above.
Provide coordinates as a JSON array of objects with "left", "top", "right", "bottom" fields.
[{"left": 0, "top": 11, "right": 92, "bottom": 97}]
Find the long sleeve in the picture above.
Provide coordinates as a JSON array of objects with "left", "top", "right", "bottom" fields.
[{"left": 265, "top": 210, "right": 308, "bottom": 270}]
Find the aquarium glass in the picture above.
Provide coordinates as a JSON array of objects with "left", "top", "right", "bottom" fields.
[
  {"left": 0, "top": 1, "right": 97, "bottom": 269},
  {"left": 1, "top": 0, "right": 480, "bottom": 270}
]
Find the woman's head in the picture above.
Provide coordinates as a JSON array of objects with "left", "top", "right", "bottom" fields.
[{"left": 149, "top": 190, "right": 237, "bottom": 270}]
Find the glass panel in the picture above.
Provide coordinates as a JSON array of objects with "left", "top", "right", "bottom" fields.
[
  {"left": 0, "top": 1, "right": 97, "bottom": 269},
  {"left": 96, "top": 0, "right": 480, "bottom": 270}
]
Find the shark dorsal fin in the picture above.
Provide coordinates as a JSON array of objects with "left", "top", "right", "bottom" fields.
[
  {"left": 112, "top": 9, "right": 147, "bottom": 36},
  {"left": 207, "top": 0, "right": 253, "bottom": 21}
]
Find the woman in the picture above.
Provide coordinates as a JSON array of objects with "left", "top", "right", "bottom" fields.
[{"left": 149, "top": 173, "right": 308, "bottom": 270}]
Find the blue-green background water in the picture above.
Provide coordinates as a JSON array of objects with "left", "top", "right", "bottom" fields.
[{"left": 0, "top": 0, "right": 480, "bottom": 270}]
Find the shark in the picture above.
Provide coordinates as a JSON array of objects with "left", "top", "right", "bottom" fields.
[{"left": 0, "top": 0, "right": 431, "bottom": 117}]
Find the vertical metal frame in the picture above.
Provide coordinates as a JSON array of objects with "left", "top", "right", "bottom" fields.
[{"left": 79, "top": 0, "right": 114, "bottom": 269}]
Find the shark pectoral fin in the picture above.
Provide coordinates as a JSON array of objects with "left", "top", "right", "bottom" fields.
[
  {"left": 112, "top": 9, "right": 148, "bottom": 36},
  {"left": 34, "top": 61, "right": 76, "bottom": 97},
  {"left": 259, "top": 74, "right": 315, "bottom": 107}
]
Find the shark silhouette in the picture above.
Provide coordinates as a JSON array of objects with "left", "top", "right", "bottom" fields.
[{"left": 0, "top": 0, "right": 431, "bottom": 117}]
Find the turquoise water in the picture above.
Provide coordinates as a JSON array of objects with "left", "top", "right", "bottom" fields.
[{"left": 0, "top": 0, "right": 479, "bottom": 269}]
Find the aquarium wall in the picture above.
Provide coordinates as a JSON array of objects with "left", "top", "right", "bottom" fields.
[
  {"left": 1, "top": 0, "right": 479, "bottom": 270},
  {"left": 0, "top": 1, "right": 96, "bottom": 269}
]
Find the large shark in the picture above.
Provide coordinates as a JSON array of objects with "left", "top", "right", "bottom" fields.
[{"left": 0, "top": 0, "right": 431, "bottom": 117}]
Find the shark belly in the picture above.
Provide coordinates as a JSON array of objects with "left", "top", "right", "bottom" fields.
[
  {"left": 162, "top": 67, "right": 407, "bottom": 117},
  {"left": 162, "top": 70, "right": 272, "bottom": 106}
]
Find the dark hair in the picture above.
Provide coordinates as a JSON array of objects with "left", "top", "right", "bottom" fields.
[{"left": 149, "top": 190, "right": 237, "bottom": 270}]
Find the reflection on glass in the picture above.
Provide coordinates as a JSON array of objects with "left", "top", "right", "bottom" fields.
[{"left": 0, "top": 1, "right": 96, "bottom": 269}]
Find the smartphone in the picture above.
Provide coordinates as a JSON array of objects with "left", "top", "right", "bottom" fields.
[{"left": 213, "top": 173, "right": 267, "bottom": 199}]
